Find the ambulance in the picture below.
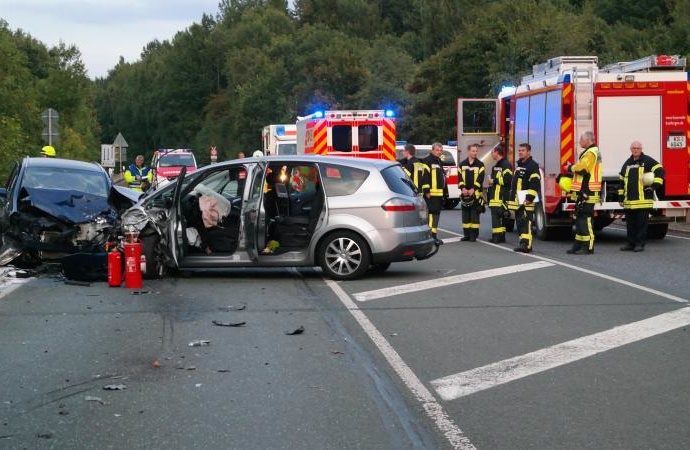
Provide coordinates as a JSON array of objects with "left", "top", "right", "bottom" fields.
[
  {"left": 262, "top": 124, "right": 297, "bottom": 156},
  {"left": 296, "top": 110, "right": 397, "bottom": 160},
  {"left": 458, "top": 54, "right": 690, "bottom": 239}
]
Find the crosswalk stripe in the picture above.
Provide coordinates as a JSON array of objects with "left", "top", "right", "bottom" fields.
[
  {"left": 353, "top": 261, "right": 554, "bottom": 302},
  {"left": 431, "top": 306, "right": 690, "bottom": 401}
]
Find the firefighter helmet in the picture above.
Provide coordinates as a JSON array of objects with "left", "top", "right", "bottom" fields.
[
  {"left": 41, "top": 145, "right": 56, "bottom": 157},
  {"left": 557, "top": 174, "right": 572, "bottom": 192},
  {"left": 642, "top": 172, "right": 654, "bottom": 187}
]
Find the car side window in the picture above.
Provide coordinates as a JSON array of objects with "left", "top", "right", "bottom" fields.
[
  {"left": 249, "top": 166, "right": 263, "bottom": 200},
  {"left": 318, "top": 163, "right": 369, "bottom": 197}
]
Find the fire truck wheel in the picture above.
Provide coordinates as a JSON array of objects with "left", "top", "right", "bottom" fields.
[
  {"left": 318, "top": 231, "right": 371, "bottom": 280},
  {"left": 142, "top": 234, "right": 164, "bottom": 279},
  {"left": 443, "top": 198, "right": 460, "bottom": 209},
  {"left": 646, "top": 223, "right": 668, "bottom": 239}
]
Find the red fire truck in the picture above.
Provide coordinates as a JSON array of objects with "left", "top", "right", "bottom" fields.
[
  {"left": 458, "top": 54, "right": 690, "bottom": 239},
  {"left": 296, "top": 110, "right": 397, "bottom": 160}
]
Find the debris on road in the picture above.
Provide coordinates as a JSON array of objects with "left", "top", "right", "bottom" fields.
[
  {"left": 36, "top": 432, "right": 53, "bottom": 439},
  {"left": 217, "top": 369, "right": 230, "bottom": 373},
  {"left": 103, "top": 384, "right": 127, "bottom": 391},
  {"left": 285, "top": 326, "right": 305, "bottom": 336},
  {"left": 188, "top": 339, "right": 210, "bottom": 347},
  {"left": 212, "top": 320, "right": 246, "bottom": 327},
  {"left": 218, "top": 304, "right": 247, "bottom": 311},
  {"left": 84, "top": 396, "right": 106, "bottom": 405},
  {"left": 130, "top": 290, "right": 156, "bottom": 295},
  {"left": 153, "top": 359, "right": 161, "bottom": 369},
  {"left": 64, "top": 280, "right": 91, "bottom": 287}
]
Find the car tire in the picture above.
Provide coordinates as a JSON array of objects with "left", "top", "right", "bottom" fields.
[
  {"left": 646, "top": 223, "right": 668, "bottom": 239},
  {"left": 368, "top": 262, "right": 391, "bottom": 274},
  {"left": 318, "top": 231, "right": 371, "bottom": 280},
  {"left": 142, "top": 234, "right": 164, "bottom": 279}
]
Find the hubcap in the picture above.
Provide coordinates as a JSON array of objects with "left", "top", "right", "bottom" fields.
[{"left": 325, "top": 237, "right": 362, "bottom": 276}]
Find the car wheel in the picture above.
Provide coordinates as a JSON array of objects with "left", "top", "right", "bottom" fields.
[
  {"left": 142, "top": 234, "right": 164, "bottom": 279},
  {"left": 646, "top": 223, "right": 668, "bottom": 239},
  {"left": 318, "top": 231, "right": 371, "bottom": 280},
  {"left": 368, "top": 262, "right": 391, "bottom": 274}
]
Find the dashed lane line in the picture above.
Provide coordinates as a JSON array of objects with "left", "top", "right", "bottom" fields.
[
  {"left": 353, "top": 261, "right": 554, "bottom": 302},
  {"left": 324, "top": 279, "right": 476, "bottom": 449},
  {"left": 431, "top": 306, "right": 690, "bottom": 401},
  {"left": 438, "top": 227, "right": 688, "bottom": 304}
]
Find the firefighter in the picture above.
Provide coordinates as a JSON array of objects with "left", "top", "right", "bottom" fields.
[
  {"left": 487, "top": 144, "right": 513, "bottom": 243},
  {"left": 458, "top": 144, "right": 485, "bottom": 241},
  {"left": 420, "top": 142, "right": 447, "bottom": 246},
  {"left": 564, "top": 131, "right": 602, "bottom": 255},
  {"left": 400, "top": 143, "right": 427, "bottom": 191},
  {"left": 124, "top": 155, "right": 153, "bottom": 192},
  {"left": 618, "top": 140, "right": 664, "bottom": 252},
  {"left": 507, "top": 143, "right": 541, "bottom": 253},
  {"left": 40, "top": 145, "right": 56, "bottom": 157}
]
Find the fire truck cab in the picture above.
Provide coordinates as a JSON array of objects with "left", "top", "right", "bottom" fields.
[
  {"left": 460, "top": 54, "right": 690, "bottom": 240},
  {"left": 296, "top": 110, "right": 397, "bottom": 160}
]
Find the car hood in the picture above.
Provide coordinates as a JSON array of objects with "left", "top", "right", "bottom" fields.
[{"left": 23, "top": 187, "right": 116, "bottom": 224}]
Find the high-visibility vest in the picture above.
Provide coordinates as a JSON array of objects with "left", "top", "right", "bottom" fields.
[{"left": 571, "top": 146, "right": 602, "bottom": 195}]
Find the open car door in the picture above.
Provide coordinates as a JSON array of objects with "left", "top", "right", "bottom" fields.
[
  {"left": 169, "top": 166, "right": 187, "bottom": 266},
  {"left": 242, "top": 163, "right": 265, "bottom": 262}
]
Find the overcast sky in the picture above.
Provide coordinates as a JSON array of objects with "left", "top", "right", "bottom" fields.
[{"left": 1, "top": 0, "right": 222, "bottom": 79}]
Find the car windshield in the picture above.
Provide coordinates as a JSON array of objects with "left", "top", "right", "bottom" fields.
[
  {"left": 160, "top": 154, "right": 196, "bottom": 167},
  {"left": 22, "top": 167, "right": 109, "bottom": 197}
]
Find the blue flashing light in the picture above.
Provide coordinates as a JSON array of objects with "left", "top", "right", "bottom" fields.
[
  {"left": 385, "top": 109, "right": 395, "bottom": 118},
  {"left": 395, "top": 140, "right": 407, "bottom": 146},
  {"left": 447, "top": 140, "right": 457, "bottom": 146},
  {"left": 313, "top": 111, "right": 324, "bottom": 119},
  {"left": 559, "top": 74, "right": 571, "bottom": 83},
  {"left": 276, "top": 125, "right": 285, "bottom": 136}
]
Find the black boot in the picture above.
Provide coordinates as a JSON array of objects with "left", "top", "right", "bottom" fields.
[
  {"left": 432, "top": 233, "right": 444, "bottom": 246},
  {"left": 468, "top": 228, "right": 477, "bottom": 242},
  {"left": 489, "top": 233, "right": 500, "bottom": 243},
  {"left": 497, "top": 232, "right": 506, "bottom": 243},
  {"left": 566, "top": 243, "right": 582, "bottom": 254},
  {"left": 460, "top": 232, "right": 471, "bottom": 241},
  {"left": 513, "top": 242, "right": 532, "bottom": 253}
]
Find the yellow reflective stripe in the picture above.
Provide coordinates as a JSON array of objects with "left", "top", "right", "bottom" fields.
[
  {"left": 653, "top": 177, "right": 663, "bottom": 184},
  {"left": 651, "top": 164, "right": 662, "bottom": 172},
  {"left": 529, "top": 173, "right": 540, "bottom": 180},
  {"left": 527, "top": 189, "right": 537, "bottom": 197}
]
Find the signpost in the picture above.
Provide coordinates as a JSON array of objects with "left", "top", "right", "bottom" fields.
[
  {"left": 41, "top": 108, "right": 59, "bottom": 145},
  {"left": 112, "top": 132, "right": 129, "bottom": 174}
]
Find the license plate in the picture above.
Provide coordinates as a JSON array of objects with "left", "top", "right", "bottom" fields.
[{"left": 666, "top": 135, "right": 686, "bottom": 149}]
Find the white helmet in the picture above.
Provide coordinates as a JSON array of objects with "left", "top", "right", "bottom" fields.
[
  {"left": 253, "top": 150, "right": 263, "bottom": 158},
  {"left": 642, "top": 172, "right": 654, "bottom": 187}
]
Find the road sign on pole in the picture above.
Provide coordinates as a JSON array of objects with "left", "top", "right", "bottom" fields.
[
  {"left": 41, "top": 108, "right": 59, "bottom": 146},
  {"left": 112, "top": 132, "right": 129, "bottom": 174}
]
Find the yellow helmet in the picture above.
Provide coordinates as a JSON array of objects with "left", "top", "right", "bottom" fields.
[
  {"left": 41, "top": 145, "right": 56, "bottom": 157},
  {"left": 642, "top": 172, "right": 654, "bottom": 187},
  {"left": 558, "top": 174, "right": 572, "bottom": 192}
]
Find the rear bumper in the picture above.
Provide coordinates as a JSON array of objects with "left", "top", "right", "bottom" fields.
[{"left": 371, "top": 238, "right": 436, "bottom": 264}]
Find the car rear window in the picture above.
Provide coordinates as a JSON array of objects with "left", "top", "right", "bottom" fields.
[
  {"left": 318, "top": 163, "right": 369, "bottom": 196},
  {"left": 381, "top": 165, "right": 418, "bottom": 196}
]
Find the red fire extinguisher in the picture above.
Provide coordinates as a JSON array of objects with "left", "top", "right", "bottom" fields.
[
  {"left": 108, "top": 249, "right": 123, "bottom": 287},
  {"left": 124, "top": 241, "right": 143, "bottom": 289}
]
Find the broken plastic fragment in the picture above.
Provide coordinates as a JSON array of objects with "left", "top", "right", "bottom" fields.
[
  {"left": 212, "top": 320, "right": 246, "bottom": 327},
  {"left": 188, "top": 339, "right": 210, "bottom": 347},
  {"left": 218, "top": 304, "right": 247, "bottom": 311},
  {"left": 103, "top": 384, "right": 127, "bottom": 391},
  {"left": 84, "top": 396, "right": 106, "bottom": 405},
  {"left": 285, "top": 326, "right": 305, "bottom": 336}
]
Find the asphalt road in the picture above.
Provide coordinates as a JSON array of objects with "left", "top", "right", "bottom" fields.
[{"left": 1, "top": 208, "right": 689, "bottom": 449}]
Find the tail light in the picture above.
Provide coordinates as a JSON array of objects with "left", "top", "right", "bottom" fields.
[{"left": 382, "top": 198, "right": 416, "bottom": 212}]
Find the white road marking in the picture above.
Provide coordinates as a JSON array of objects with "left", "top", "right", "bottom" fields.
[
  {"left": 438, "top": 228, "right": 688, "bottom": 304},
  {"left": 324, "top": 279, "right": 475, "bottom": 450},
  {"left": 353, "top": 261, "right": 553, "bottom": 302},
  {"left": 431, "top": 306, "right": 690, "bottom": 401}
]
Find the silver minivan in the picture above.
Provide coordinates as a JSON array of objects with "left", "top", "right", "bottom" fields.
[{"left": 122, "top": 155, "right": 437, "bottom": 280}]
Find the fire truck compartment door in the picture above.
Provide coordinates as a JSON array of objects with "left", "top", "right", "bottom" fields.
[{"left": 597, "top": 96, "right": 661, "bottom": 178}]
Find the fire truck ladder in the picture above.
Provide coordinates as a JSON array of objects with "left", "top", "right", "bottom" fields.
[
  {"left": 600, "top": 55, "right": 687, "bottom": 73},
  {"left": 572, "top": 66, "right": 595, "bottom": 140}
]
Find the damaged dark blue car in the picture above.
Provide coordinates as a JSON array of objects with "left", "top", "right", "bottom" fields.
[{"left": 0, "top": 157, "right": 140, "bottom": 271}]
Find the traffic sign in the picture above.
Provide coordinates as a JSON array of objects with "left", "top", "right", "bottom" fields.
[{"left": 41, "top": 108, "right": 59, "bottom": 145}]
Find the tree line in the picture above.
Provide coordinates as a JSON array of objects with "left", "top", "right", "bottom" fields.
[{"left": 2, "top": 0, "right": 689, "bottom": 177}]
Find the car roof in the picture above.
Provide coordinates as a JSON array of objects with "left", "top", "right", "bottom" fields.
[
  {"left": 24, "top": 157, "right": 104, "bottom": 172},
  {"left": 224, "top": 155, "right": 398, "bottom": 170}
]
